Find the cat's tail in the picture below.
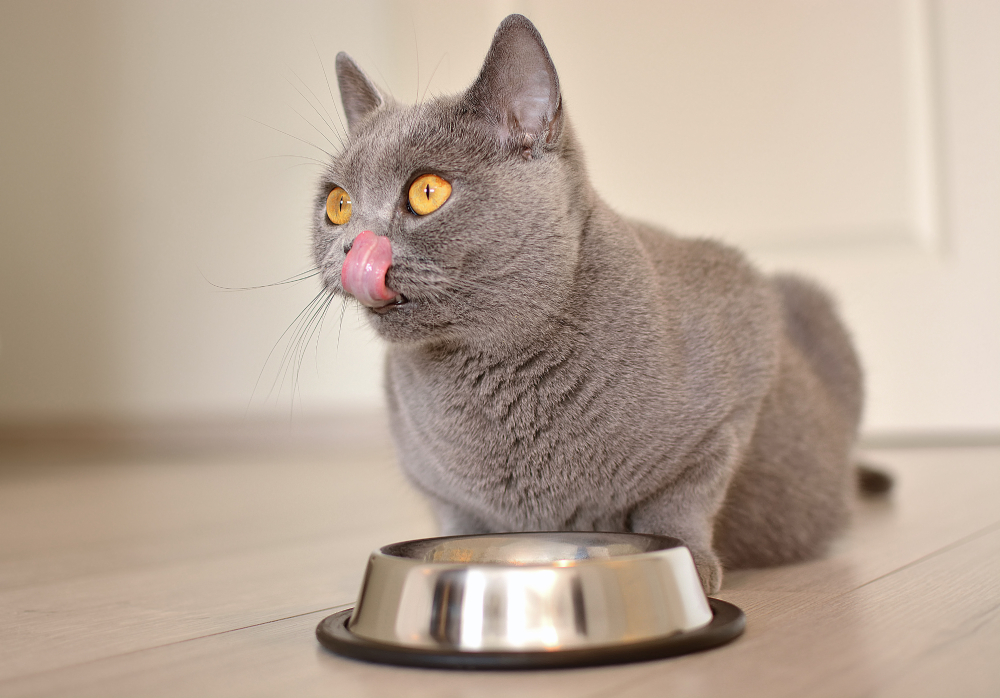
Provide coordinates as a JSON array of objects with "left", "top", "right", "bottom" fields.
[{"left": 856, "top": 461, "right": 893, "bottom": 495}]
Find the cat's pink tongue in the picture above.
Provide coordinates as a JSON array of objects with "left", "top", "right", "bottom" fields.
[{"left": 341, "top": 230, "right": 399, "bottom": 308}]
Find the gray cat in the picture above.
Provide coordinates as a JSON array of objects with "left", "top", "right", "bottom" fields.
[{"left": 313, "top": 15, "right": 885, "bottom": 592}]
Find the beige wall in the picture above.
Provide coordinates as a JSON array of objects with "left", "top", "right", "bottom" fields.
[
  {"left": 1, "top": 1, "right": 998, "bottom": 434},
  {"left": 1, "top": 1, "right": 399, "bottom": 421}
]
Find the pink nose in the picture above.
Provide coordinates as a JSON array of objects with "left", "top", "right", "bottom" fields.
[{"left": 341, "top": 230, "right": 399, "bottom": 308}]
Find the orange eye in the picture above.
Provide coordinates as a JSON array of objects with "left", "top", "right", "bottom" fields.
[
  {"left": 326, "top": 187, "right": 352, "bottom": 225},
  {"left": 408, "top": 174, "right": 451, "bottom": 215}
]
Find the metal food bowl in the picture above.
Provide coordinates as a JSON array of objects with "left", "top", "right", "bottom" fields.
[{"left": 316, "top": 532, "right": 744, "bottom": 669}]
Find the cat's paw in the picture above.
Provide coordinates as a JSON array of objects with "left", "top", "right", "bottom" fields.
[{"left": 690, "top": 549, "right": 723, "bottom": 594}]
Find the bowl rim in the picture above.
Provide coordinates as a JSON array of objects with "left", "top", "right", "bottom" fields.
[{"left": 374, "top": 530, "right": 692, "bottom": 569}]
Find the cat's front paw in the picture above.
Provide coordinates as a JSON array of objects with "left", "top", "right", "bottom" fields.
[{"left": 690, "top": 548, "right": 723, "bottom": 594}]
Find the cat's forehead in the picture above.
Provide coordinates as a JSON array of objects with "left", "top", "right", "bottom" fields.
[{"left": 329, "top": 99, "right": 487, "bottom": 186}]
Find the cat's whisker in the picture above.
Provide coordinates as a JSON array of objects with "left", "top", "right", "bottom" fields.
[
  {"left": 419, "top": 53, "right": 449, "bottom": 106},
  {"left": 412, "top": 25, "right": 421, "bottom": 104},
  {"left": 313, "top": 292, "right": 337, "bottom": 364},
  {"left": 251, "top": 153, "right": 330, "bottom": 168},
  {"left": 207, "top": 267, "right": 321, "bottom": 292},
  {"left": 335, "top": 296, "right": 349, "bottom": 352},
  {"left": 279, "top": 161, "right": 329, "bottom": 174},
  {"left": 287, "top": 103, "right": 342, "bottom": 155},
  {"left": 246, "top": 116, "right": 334, "bottom": 159},
  {"left": 257, "top": 288, "right": 331, "bottom": 408},
  {"left": 269, "top": 291, "right": 326, "bottom": 401},
  {"left": 289, "top": 290, "right": 335, "bottom": 408},
  {"left": 315, "top": 44, "right": 351, "bottom": 143},
  {"left": 292, "top": 65, "right": 346, "bottom": 149},
  {"left": 311, "top": 289, "right": 339, "bottom": 374},
  {"left": 287, "top": 290, "right": 333, "bottom": 389},
  {"left": 393, "top": 273, "right": 558, "bottom": 329},
  {"left": 284, "top": 299, "right": 334, "bottom": 413},
  {"left": 426, "top": 273, "right": 556, "bottom": 317}
]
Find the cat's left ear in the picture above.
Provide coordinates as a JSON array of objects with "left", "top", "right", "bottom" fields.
[
  {"left": 464, "top": 15, "right": 563, "bottom": 154},
  {"left": 336, "top": 52, "right": 384, "bottom": 134}
]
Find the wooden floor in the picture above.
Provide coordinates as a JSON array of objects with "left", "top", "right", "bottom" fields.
[{"left": 0, "top": 436, "right": 998, "bottom": 697}]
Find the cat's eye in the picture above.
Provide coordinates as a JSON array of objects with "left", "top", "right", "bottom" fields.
[
  {"left": 408, "top": 174, "right": 451, "bottom": 216},
  {"left": 326, "top": 187, "right": 352, "bottom": 225}
]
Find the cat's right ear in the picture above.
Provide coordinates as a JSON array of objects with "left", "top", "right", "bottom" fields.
[
  {"left": 464, "top": 15, "right": 563, "bottom": 155},
  {"left": 335, "top": 52, "right": 384, "bottom": 134}
]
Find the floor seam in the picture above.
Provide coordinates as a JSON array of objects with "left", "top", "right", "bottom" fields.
[
  {"left": 0, "top": 603, "right": 352, "bottom": 688},
  {"left": 848, "top": 518, "right": 1000, "bottom": 595}
]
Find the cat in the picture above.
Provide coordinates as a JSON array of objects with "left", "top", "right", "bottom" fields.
[{"left": 312, "top": 14, "right": 886, "bottom": 593}]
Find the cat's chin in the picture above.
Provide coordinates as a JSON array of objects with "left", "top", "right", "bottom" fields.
[
  {"left": 364, "top": 298, "right": 426, "bottom": 338},
  {"left": 364, "top": 300, "right": 470, "bottom": 346}
]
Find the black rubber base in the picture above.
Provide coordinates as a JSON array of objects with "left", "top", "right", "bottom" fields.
[{"left": 316, "top": 598, "right": 745, "bottom": 670}]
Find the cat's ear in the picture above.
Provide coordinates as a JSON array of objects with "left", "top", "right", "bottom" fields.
[
  {"left": 335, "top": 52, "right": 384, "bottom": 134},
  {"left": 464, "top": 15, "right": 563, "bottom": 152}
]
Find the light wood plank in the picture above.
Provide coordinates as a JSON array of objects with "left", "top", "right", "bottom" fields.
[
  {"left": 0, "top": 607, "right": 640, "bottom": 698},
  {"left": 609, "top": 523, "right": 1000, "bottom": 698},
  {"left": 0, "top": 449, "right": 436, "bottom": 680}
]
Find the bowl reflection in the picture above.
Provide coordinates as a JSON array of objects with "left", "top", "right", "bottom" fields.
[{"left": 347, "top": 532, "right": 712, "bottom": 652}]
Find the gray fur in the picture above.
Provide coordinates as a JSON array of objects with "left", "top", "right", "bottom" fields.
[{"left": 313, "top": 15, "right": 863, "bottom": 592}]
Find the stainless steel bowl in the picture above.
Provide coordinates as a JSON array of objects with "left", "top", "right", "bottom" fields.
[{"left": 317, "top": 532, "right": 745, "bottom": 669}]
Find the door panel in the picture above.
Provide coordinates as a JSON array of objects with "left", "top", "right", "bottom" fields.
[{"left": 392, "top": 0, "right": 999, "bottom": 434}]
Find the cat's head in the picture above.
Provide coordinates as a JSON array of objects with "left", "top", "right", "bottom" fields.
[{"left": 312, "top": 14, "right": 589, "bottom": 349}]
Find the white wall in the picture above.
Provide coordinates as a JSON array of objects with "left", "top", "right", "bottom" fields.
[
  {"left": 1, "top": 1, "right": 400, "bottom": 420},
  {"left": 1, "top": 0, "right": 997, "bottom": 434}
]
